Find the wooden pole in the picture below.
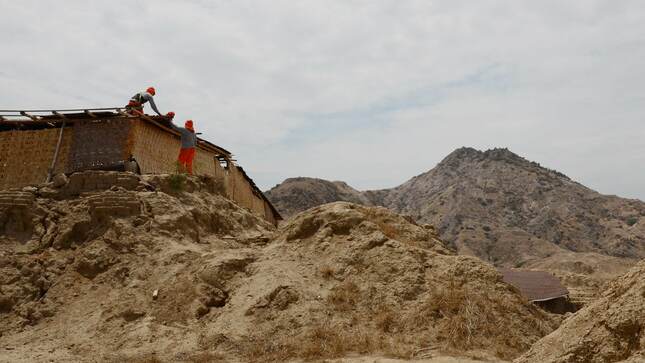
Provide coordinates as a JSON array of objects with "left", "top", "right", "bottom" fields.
[{"left": 46, "top": 118, "right": 67, "bottom": 183}]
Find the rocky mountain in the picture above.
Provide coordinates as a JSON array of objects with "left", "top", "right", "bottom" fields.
[
  {"left": 264, "top": 177, "right": 371, "bottom": 218},
  {"left": 266, "top": 147, "right": 645, "bottom": 267}
]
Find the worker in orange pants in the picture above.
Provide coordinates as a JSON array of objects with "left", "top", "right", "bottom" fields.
[
  {"left": 178, "top": 147, "right": 195, "bottom": 174},
  {"left": 171, "top": 119, "right": 197, "bottom": 175}
]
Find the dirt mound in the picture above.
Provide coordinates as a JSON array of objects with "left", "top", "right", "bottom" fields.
[
  {"left": 1, "top": 174, "right": 557, "bottom": 362},
  {"left": 516, "top": 260, "right": 645, "bottom": 363},
  {"left": 0, "top": 171, "right": 274, "bottom": 362},
  {"left": 210, "top": 202, "right": 558, "bottom": 361}
]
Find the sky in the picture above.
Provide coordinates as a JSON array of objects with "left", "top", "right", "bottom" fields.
[{"left": 1, "top": 1, "right": 644, "bottom": 200}]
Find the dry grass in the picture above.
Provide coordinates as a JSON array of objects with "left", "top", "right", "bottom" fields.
[
  {"left": 374, "top": 306, "right": 397, "bottom": 333},
  {"left": 327, "top": 281, "right": 361, "bottom": 311},
  {"left": 379, "top": 222, "right": 398, "bottom": 239},
  {"left": 363, "top": 208, "right": 400, "bottom": 239},
  {"left": 123, "top": 354, "right": 163, "bottom": 363},
  {"left": 187, "top": 352, "right": 226, "bottom": 362},
  {"left": 121, "top": 351, "right": 225, "bottom": 363},
  {"left": 240, "top": 274, "right": 553, "bottom": 362},
  {"left": 243, "top": 320, "right": 413, "bottom": 362},
  {"left": 320, "top": 265, "right": 336, "bottom": 279},
  {"left": 412, "top": 278, "right": 550, "bottom": 360}
]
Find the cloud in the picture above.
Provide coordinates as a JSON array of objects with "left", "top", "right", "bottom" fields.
[{"left": 1, "top": 0, "right": 644, "bottom": 200}]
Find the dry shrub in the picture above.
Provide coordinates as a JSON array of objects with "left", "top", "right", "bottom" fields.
[
  {"left": 168, "top": 172, "right": 186, "bottom": 191},
  {"left": 375, "top": 306, "right": 397, "bottom": 333},
  {"left": 320, "top": 265, "right": 335, "bottom": 279},
  {"left": 379, "top": 222, "right": 398, "bottom": 239},
  {"left": 123, "top": 354, "right": 163, "bottom": 363},
  {"left": 244, "top": 321, "right": 400, "bottom": 362},
  {"left": 363, "top": 208, "right": 399, "bottom": 239},
  {"left": 243, "top": 336, "right": 295, "bottom": 361},
  {"left": 303, "top": 322, "right": 347, "bottom": 357},
  {"left": 327, "top": 281, "right": 361, "bottom": 311},
  {"left": 187, "top": 352, "right": 226, "bottom": 363},
  {"left": 415, "top": 278, "right": 548, "bottom": 360}
]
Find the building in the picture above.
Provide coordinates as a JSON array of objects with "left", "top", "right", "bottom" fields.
[
  {"left": 0, "top": 109, "right": 281, "bottom": 225},
  {"left": 499, "top": 268, "right": 575, "bottom": 313}
]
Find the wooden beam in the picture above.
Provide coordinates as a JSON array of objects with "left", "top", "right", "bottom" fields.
[
  {"left": 116, "top": 108, "right": 135, "bottom": 118},
  {"left": 139, "top": 114, "right": 154, "bottom": 122},
  {"left": 52, "top": 111, "right": 67, "bottom": 118},
  {"left": 20, "top": 111, "right": 39, "bottom": 121}
]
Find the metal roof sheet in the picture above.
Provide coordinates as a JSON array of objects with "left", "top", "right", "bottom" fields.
[{"left": 499, "top": 268, "right": 569, "bottom": 302}]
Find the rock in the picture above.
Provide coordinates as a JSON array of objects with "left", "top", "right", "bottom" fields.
[
  {"left": 197, "top": 285, "right": 226, "bottom": 307},
  {"left": 245, "top": 286, "right": 298, "bottom": 316},
  {"left": 74, "top": 241, "right": 117, "bottom": 279},
  {"left": 52, "top": 174, "right": 68, "bottom": 188},
  {"left": 21, "top": 186, "right": 38, "bottom": 193},
  {"left": 119, "top": 308, "right": 146, "bottom": 322}
]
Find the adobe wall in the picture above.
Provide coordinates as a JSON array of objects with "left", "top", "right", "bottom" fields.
[{"left": 0, "top": 128, "right": 73, "bottom": 189}]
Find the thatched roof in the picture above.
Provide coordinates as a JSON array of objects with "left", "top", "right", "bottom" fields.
[{"left": 499, "top": 268, "right": 569, "bottom": 302}]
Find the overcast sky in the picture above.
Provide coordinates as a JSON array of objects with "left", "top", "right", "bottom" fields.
[{"left": 1, "top": 1, "right": 644, "bottom": 200}]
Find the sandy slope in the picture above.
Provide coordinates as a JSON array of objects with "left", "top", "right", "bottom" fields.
[
  {"left": 0, "top": 172, "right": 557, "bottom": 362},
  {"left": 516, "top": 260, "right": 645, "bottom": 363}
]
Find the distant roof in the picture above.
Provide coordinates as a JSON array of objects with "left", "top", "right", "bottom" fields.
[{"left": 498, "top": 268, "right": 569, "bottom": 302}]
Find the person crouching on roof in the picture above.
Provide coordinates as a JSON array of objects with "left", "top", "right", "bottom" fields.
[
  {"left": 171, "top": 119, "right": 197, "bottom": 175},
  {"left": 126, "top": 87, "right": 163, "bottom": 116}
]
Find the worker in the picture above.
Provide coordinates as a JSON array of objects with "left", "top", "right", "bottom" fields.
[
  {"left": 171, "top": 119, "right": 197, "bottom": 175},
  {"left": 125, "top": 87, "right": 163, "bottom": 116}
]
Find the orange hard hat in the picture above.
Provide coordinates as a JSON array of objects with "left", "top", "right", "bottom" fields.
[
  {"left": 147, "top": 87, "right": 156, "bottom": 95},
  {"left": 166, "top": 111, "right": 175, "bottom": 118},
  {"left": 185, "top": 120, "right": 194, "bottom": 129}
]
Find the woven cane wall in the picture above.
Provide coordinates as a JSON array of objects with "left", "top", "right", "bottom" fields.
[
  {"left": 128, "top": 120, "right": 277, "bottom": 223},
  {"left": 0, "top": 128, "right": 73, "bottom": 189},
  {"left": 128, "top": 120, "right": 279, "bottom": 223},
  {"left": 226, "top": 166, "right": 271, "bottom": 219},
  {"left": 68, "top": 118, "right": 131, "bottom": 171},
  {"left": 128, "top": 120, "right": 217, "bottom": 177}
]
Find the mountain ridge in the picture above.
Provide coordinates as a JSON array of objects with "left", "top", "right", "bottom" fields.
[{"left": 265, "top": 147, "right": 645, "bottom": 267}]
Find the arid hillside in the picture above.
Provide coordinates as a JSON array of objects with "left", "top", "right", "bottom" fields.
[
  {"left": 265, "top": 177, "right": 371, "bottom": 218},
  {"left": 516, "top": 259, "right": 645, "bottom": 363},
  {"left": 266, "top": 147, "right": 645, "bottom": 267},
  {"left": 0, "top": 171, "right": 560, "bottom": 362}
]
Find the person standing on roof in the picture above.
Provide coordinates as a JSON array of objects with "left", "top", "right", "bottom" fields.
[
  {"left": 125, "top": 87, "right": 163, "bottom": 116},
  {"left": 170, "top": 117, "right": 197, "bottom": 175}
]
